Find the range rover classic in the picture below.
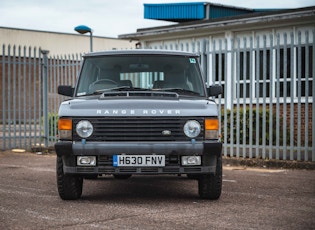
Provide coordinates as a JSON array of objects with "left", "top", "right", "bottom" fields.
[{"left": 55, "top": 49, "right": 222, "bottom": 200}]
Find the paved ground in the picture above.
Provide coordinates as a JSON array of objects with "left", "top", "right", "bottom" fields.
[{"left": 0, "top": 151, "right": 314, "bottom": 230}]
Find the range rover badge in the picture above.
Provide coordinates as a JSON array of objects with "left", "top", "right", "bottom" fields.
[{"left": 162, "top": 130, "right": 171, "bottom": 136}]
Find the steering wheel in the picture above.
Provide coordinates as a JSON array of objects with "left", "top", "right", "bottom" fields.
[
  {"left": 89, "top": 79, "right": 118, "bottom": 93},
  {"left": 93, "top": 79, "right": 118, "bottom": 85}
]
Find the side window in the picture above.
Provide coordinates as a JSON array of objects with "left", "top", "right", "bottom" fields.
[
  {"left": 185, "top": 63, "right": 205, "bottom": 94},
  {"left": 77, "top": 61, "right": 100, "bottom": 95}
]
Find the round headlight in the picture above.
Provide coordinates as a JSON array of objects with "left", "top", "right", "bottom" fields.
[
  {"left": 76, "top": 120, "right": 93, "bottom": 138},
  {"left": 183, "top": 120, "right": 201, "bottom": 138}
]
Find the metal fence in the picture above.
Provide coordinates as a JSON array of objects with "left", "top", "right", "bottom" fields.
[
  {"left": 1, "top": 45, "right": 80, "bottom": 151},
  {"left": 1, "top": 30, "right": 314, "bottom": 161},
  {"left": 207, "top": 32, "right": 314, "bottom": 162}
]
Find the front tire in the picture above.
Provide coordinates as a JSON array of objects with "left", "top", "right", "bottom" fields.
[
  {"left": 198, "top": 156, "right": 222, "bottom": 200},
  {"left": 56, "top": 156, "right": 83, "bottom": 200}
]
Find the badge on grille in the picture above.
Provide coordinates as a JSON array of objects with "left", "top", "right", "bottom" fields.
[{"left": 162, "top": 130, "right": 171, "bottom": 136}]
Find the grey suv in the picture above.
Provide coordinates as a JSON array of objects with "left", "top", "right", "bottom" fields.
[{"left": 55, "top": 49, "right": 222, "bottom": 200}]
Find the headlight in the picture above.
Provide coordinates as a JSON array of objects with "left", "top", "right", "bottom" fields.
[
  {"left": 183, "top": 120, "right": 201, "bottom": 138},
  {"left": 76, "top": 120, "right": 93, "bottom": 138}
]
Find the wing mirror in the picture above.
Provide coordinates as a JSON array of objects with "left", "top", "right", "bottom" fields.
[
  {"left": 58, "top": 85, "right": 74, "bottom": 97},
  {"left": 207, "top": 84, "right": 222, "bottom": 97}
]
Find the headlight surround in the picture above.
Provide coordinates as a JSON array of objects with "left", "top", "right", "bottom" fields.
[
  {"left": 76, "top": 120, "right": 93, "bottom": 138},
  {"left": 183, "top": 120, "right": 201, "bottom": 138}
]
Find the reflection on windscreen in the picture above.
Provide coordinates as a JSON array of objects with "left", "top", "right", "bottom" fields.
[{"left": 76, "top": 55, "right": 205, "bottom": 97}]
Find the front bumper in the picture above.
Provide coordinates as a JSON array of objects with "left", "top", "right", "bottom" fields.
[{"left": 55, "top": 141, "right": 222, "bottom": 175}]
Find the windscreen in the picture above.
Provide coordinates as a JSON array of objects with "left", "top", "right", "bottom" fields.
[{"left": 76, "top": 55, "right": 206, "bottom": 97}]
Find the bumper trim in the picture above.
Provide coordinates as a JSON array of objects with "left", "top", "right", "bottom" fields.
[
  {"left": 64, "top": 165, "right": 216, "bottom": 175},
  {"left": 55, "top": 141, "right": 222, "bottom": 156}
]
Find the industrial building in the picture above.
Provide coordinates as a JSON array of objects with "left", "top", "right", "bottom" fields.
[{"left": 1, "top": 26, "right": 135, "bottom": 55}]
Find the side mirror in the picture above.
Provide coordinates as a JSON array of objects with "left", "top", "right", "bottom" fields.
[
  {"left": 58, "top": 85, "right": 74, "bottom": 97},
  {"left": 207, "top": 84, "right": 222, "bottom": 97}
]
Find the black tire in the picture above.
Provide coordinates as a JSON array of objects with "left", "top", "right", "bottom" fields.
[
  {"left": 113, "top": 174, "right": 132, "bottom": 180},
  {"left": 56, "top": 156, "right": 83, "bottom": 200},
  {"left": 198, "top": 156, "right": 222, "bottom": 200}
]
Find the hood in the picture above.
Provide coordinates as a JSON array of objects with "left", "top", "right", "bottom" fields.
[{"left": 58, "top": 96, "right": 219, "bottom": 117}]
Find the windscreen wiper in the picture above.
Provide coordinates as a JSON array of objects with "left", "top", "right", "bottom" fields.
[
  {"left": 89, "top": 86, "right": 133, "bottom": 95},
  {"left": 155, "top": 88, "right": 200, "bottom": 96},
  {"left": 83, "top": 86, "right": 151, "bottom": 96}
]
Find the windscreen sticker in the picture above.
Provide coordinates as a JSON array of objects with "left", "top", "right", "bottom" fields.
[{"left": 189, "top": 58, "right": 196, "bottom": 63}]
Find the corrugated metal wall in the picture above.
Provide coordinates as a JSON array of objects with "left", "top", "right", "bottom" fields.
[
  {"left": 209, "top": 5, "right": 252, "bottom": 19},
  {"left": 144, "top": 2, "right": 254, "bottom": 21},
  {"left": 144, "top": 3, "right": 205, "bottom": 20}
]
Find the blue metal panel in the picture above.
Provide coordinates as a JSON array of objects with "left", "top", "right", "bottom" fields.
[
  {"left": 144, "top": 3, "right": 205, "bottom": 20},
  {"left": 143, "top": 2, "right": 264, "bottom": 22},
  {"left": 209, "top": 5, "right": 252, "bottom": 19}
]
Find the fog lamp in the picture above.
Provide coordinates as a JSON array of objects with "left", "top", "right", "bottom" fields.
[
  {"left": 181, "top": 156, "right": 201, "bottom": 166},
  {"left": 77, "top": 156, "right": 96, "bottom": 166}
]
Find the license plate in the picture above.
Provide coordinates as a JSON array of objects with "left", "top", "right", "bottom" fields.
[{"left": 113, "top": 155, "right": 165, "bottom": 167}]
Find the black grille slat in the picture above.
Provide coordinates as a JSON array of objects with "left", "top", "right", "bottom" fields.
[{"left": 73, "top": 117, "right": 204, "bottom": 142}]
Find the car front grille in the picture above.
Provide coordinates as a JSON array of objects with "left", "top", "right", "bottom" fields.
[{"left": 72, "top": 117, "right": 204, "bottom": 142}]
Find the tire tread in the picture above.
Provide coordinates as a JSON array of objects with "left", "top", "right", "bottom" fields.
[
  {"left": 56, "top": 157, "right": 83, "bottom": 200},
  {"left": 198, "top": 156, "right": 222, "bottom": 200}
]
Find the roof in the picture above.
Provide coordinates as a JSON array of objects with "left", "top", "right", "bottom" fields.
[
  {"left": 84, "top": 49, "right": 199, "bottom": 57},
  {"left": 119, "top": 6, "right": 315, "bottom": 40}
]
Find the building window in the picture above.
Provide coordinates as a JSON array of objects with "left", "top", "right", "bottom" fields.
[
  {"left": 297, "top": 46, "right": 313, "bottom": 97},
  {"left": 239, "top": 51, "right": 250, "bottom": 98},
  {"left": 214, "top": 53, "right": 225, "bottom": 98},
  {"left": 210, "top": 36, "right": 313, "bottom": 102},
  {"left": 238, "top": 49, "right": 271, "bottom": 99},
  {"left": 256, "top": 49, "right": 271, "bottom": 98},
  {"left": 276, "top": 47, "right": 292, "bottom": 97}
]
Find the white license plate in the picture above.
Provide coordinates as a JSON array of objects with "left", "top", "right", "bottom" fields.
[{"left": 113, "top": 155, "right": 165, "bottom": 167}]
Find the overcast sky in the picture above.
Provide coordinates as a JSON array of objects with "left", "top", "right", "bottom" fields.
[{"left": 1, "top": 0, "right": 314, "bottom": 38}]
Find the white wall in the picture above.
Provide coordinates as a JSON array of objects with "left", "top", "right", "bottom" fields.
[{"left": 1, "top": 27, "right": 136, "bottom": 56}]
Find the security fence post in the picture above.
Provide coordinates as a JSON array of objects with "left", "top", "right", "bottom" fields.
[{"left": 41, "top": 50, "right": 49, "bottom": 147}]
